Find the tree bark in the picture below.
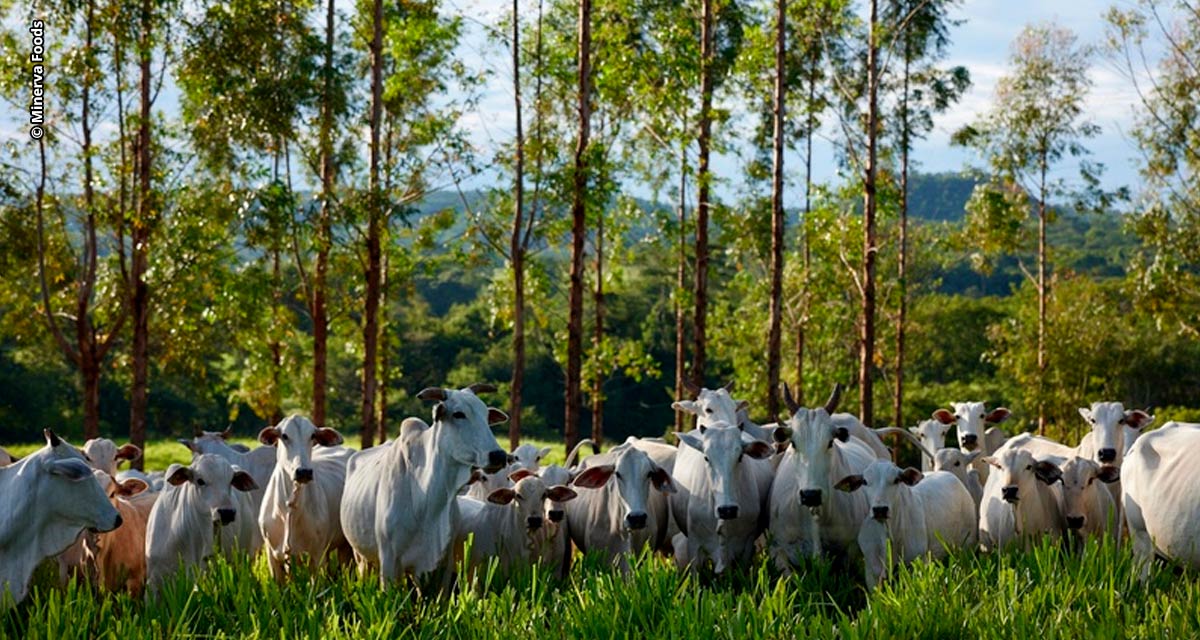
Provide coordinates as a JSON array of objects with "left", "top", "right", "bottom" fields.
[
  {"left": 893, "top": 50, "right": 910, "bottom": 450},
  {"left": 766, "top": 0, "right": 786, "bottom": 420},
  {"left": 378, "top": 251, "right": 389, "bottom": 443},
  {"left": 1037, "top": 156, "right": 1047, "bottom": 434},
  {"left": 565, "top": 0, "right": 592, "bottom": 452},
  {"left": 674, "top": 141, "right": 688, "bottom": 432},
  {"left": 510, "top": 0, "right": 526, "bottom": 450},
  {"left": 312, "top": 0, "right": 335, "bottom": 428},
  {"left": 859, "top": 0, "right": 880, "bottom": 428},
  {"left": 693, "top": 0, "right": 715, "bottom": 390},
  {"left": 270, "top": 245, "right": 284, "bottom": 425},
  {"left": 129, "top": 0, "right": 153, "bottom": 467},
  {"left": 361, "top": 0, "right": 384, "bottom": 449},
  {"left": 591, "top": 207, "right": 605, "bottom": 446}
]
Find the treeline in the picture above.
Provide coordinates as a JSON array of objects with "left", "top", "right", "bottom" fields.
[{"left": 0, "top": 0, "right": 1197, "bottom": 454}]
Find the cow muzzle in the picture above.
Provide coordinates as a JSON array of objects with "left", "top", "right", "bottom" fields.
[
  {"left": 548, "top": 509, "right": 565, "bottom": 523},
  {"left": 484, "top": 449, "right": 508, "bottom": 473},
  {"left": 526, "top": 516, "right": 543, "bottom": 531},
  {"left": 961, "top": 434, "right": 979, "bottom": 451},
  {"left": 217, "top": 508, "right": 237, "bottom": 525},
  {"left": 1001, "top": 486, "right": 1019, "bottom": 503},
  {"left": 93, "top": 513, "right": 123, "bottom": 533},
  {"left": 294, "top": 468, "right": 314, "bottom": 484},
  {"left": 1066, "top": 515, "right": 1085, "bottom": 530},
  {"left": 800, "top": 489, "right": 822, "bottom": 507},
  {"left": 625, "top": 512, "right": 648, "bottom": 530},
  {"left": 716, "top": 505, "right": 739, "bottom": 520},
  {"left": 1097, "top": 448, "right": 1117, "bottom": 464},
  {"left": 872, "top": 506, "right": 889, "bottom": 521}
]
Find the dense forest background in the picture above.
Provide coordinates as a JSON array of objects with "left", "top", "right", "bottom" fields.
[{"left": 1, "top": 0, "right": 1197, "bottom": 454}]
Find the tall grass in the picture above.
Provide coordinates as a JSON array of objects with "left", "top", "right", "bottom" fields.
[{"left": 5, "top": 535, "right": 1199, "bottom": 638}]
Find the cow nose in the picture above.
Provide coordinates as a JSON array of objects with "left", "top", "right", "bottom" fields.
[
  {"left": 962, "top": 434, "right": 979, "bottom": 450},
  {"left": 1097, "top": 448, "right": 1117, "bottom": 464},
  {"left": 716, "top": 505, "right": 739, "bottom": 520},
  {"left": 548, "top": 509, "right": 565, "bottom": 523},
  {"left": 1002, "top": 486, "right": 1019, "bottom": 503},
  {"left": 217, "top": 508, "right": 237, "bottom": 525},
  {"left": 526, "top": 516, "right": 543, "bottom": 530},
  {"left": 485, "top": 449, "right": 508, "bottom": 472},
  {"left": 626, "top": 512, "right": 648, "bottom": 530},
  {"left": 294, "top": 468, "right": 314, "bottom": 484},
  {"left": 872, "top": 506, "right": 889, "bottom": 521},
  {"left": 1066, "top": 515, "right": 1085, "bottom": 530},
  {"left": 800, "top": 489, "right": 822, "bottom": 507}
]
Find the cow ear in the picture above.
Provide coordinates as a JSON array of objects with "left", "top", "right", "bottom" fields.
[
  {"left": 899, "top": 467, "right": 924, "bottom": 486},
  {"left": 177, "top": 438, "right": 198, "bottom": 453},
  {"left": 258, "top": 427, "right": 281, "bottom": 446},
  {"left": 46, "top": 459, "right": 93, "bottom": 481},
  {"left": 1033, "top": 460, "right": 1062, "bottom": 485},
  {"left": 772, "top": 426, "right": 793, "bottom": 443},
  {"left": 572, "top": 464, "right": 615, "bottom": 489},
  {"left": 932, "top": 409, "right": 956, "bottom": 425},
  {"left": 1078, "top": 407, "right": 1093, "bottom": 423},
  {"left": 1096, "top": 466, "right": 1121, "bottom": 484},
  {"left": 963, "top": 451, "right": 983, "bottom": 465},
  {"left": 487, "top": 408, "right": 509, "bottom": 425},
  {"left": 835, "top": 474, "right": 866, "bottom": 492},
  {"left": 231, "top": 470, "right": 258, "bottom": 492},
  {"left": 677, "top": 431, "right": 704, "bottom": 452},
  {"left": 119, "top": 478, "right": 149, "bottom": 496},
  {"left": 671, "top": 400, "right": 699, "bottom": 416},
  {"left": 545, "top": 485, "right": 578, "bottom": 503},
  {"left": 985, "top": 408, "right": 1011, "bottom": 424},
  {"left": 1122, "top": 410, "right": 1154, "bottom": 431},
  {"left": 982, "top": 456, "right": 1001, "bottom": 469},
  {"left": 167, "top": 465, "right": 194, "bottom": 486},
  {"left": 487, "top": 488, "right": 517, "bottom": 505},
  {"left": 115, "top": 444, "right": 142, "bottom": 462},
  {"left": 509, "top": 468, "right": 536, "bottom": 483},
  {"left": 735, "top": 400, "right": 749, "bottom": 413},
  {"left": 220, "top": 428, "right": 233, "bottom": 440},
  {"left": 313, "top": 427, "right": 344, "bottom": 447},
  {"left": 650, "top": 466, "right": 676, "bottom": 494},
  {"left": 742, "top": 440, "right": 773, "bottom": 460}
]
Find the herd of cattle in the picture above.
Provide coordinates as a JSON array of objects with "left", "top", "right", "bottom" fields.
[{"left": 2, "top": 380, "right": 1198, "bottom": 608}]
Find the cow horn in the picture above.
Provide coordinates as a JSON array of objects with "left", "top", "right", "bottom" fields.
[
  {"left": 467, "top": 383, "right": 497, "bottom": 395},
  {"left": 721, "top": 380, "right": 735, "bottom": 392},
  {"left": 781, "top": 382, "right": 799, "bottom": 414},
  {"left": 44, "top": 428, "right": 62, "bottom": 448},
  {"left": 682, "top": 378, "right": 700, "bottom": 397},
  {"left": 417, "top": 387, "right": 448, "bottom": 402},
  {"left": 823, "top": 383, "right": 844, "bottom": 415},
  {"left": 193, "top": 426, "right": 204, "bottom": 438}
]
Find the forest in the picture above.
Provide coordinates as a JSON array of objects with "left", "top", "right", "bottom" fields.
[{"left": 1, "top": 0, "right": 1198, "bottom": 458}]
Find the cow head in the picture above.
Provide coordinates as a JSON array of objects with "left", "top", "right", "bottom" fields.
[
  {"left": 773, "top": 383, "right": 847, "bottom": 510},
  {"left": 258, "top": 415, "right": 342, "bottom": 485},
  {"left": 835, "top": 461, "right": 923, "bottom": 523},
  {"left": 672, "top": 382, "right": 748, "bottom": 430},
  {"left": 678, "top": 423, "right": 771, "bottom": 522},
  {"left": 982, "top": 448, "right": 1060, "bottom": 504},
  {"left": 37, "top": 430, "right": 123, "bottom": 534},
  {"left": 1058, "top": 456, "right": 1120, "bottom": 532},
  {"left": 166, "top": 454, "right": 258, "bottom": 527},
  {"left": 934, "top": 402, "right": 1010, "bottom": 452},
  {"left": 179, "top": 429, "right": 241, "bottom": 459},
  {"left": 932, "top": 448, "right": 982, "bottom": 484},
  {"left": 572, "top": 445, "right": 675, "bottom": 532},
  {"left": 487, "top": 470, "right": 577, "bottom": 532},
  {"left": 81, "top": 438, "right": 142, "bottom": 477},
  {"left": 418, "top": 383, "right": 508, "bottom": 473},
  {"left": 908, "top": 419, "right": 952, "bottom": 461},
  {"left": 538, "top": 465, "right": 574, "bottom": 523},
  {"left": 1078, "top": 402, "right": 1154, "bottom": 465},
  {"left": 509, "top": 443, "right": 551, "bottom": 472}
]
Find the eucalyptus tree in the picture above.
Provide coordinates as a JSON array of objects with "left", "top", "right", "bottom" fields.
[{"left": 564, "top": 0, "right": 592, "bottom": 450}]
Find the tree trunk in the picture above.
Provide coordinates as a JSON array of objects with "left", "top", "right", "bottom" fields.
[
  {"left": 859, "top": 0, "right": 879, "bottom": 428},
  {"left": 766, "top": 0, "right": 786, "bottom": 420},
  {"left": 270, "top": 246, "right": 284, "bottom": 425},
  {"left": 674, "top": 141, "right": 688, "bottom": 432},
  {"left": 82, "top": 355, "right": 101, "bottom": 438},
  {"left": 693, "top": 0, "right": 715, "bottom": 390},
  {"left": 129, "top": 0, "right": 153, "bottom": 467},
  {"left": 312, "top": 0, "right": 335, "bottom": 428},
  {"left": 591, "top": 208, "right": 605, "bottom": 446},
  {"left": 1037, "top": 157, "right": 1048, "bottom": 434},
  {"left": 79, "top": 0, "right": 100, "bottom": 440},
  {"left": 565, "top": 0, "right": 591, "bottom": 452},
  {"left": 796, "top": 54, "right": 816, "bottom": 407},
  {"left": 361, "top": 0, "right": 384, "bottom": 449},
  {"left": 510, "top": 0, "right": 526, "bottom": 450},
  {"left": 893, "top": 53, "right": 910, "bottom": 452},
  {"left": 377, "top": 252, "right": 389, "bottom": 444}
]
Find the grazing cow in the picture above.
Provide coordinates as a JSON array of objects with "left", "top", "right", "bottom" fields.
[
  {"left": 257, "top": 416, "right": 354, "bottom": 580},
  {"left": 670, "top": 422, "right": 773, "bottom": 573},
  {"left": 1123, "top": 424, "right": 1200, "bottom": 576},
  {"left": 340, "top": 384, "right": 508, "bottom": 585},
  {"left": 835, "top": 462, "right": 977, "bottom": 587},
  {"left": 0, "top": 430, "right": 122, "bottom": 607},
  {"left": 978, "top": 442, "right": 1064, "bottom": 551},
  {"left": 932, "top": 402, "right": 1011, "bottom": 484},
  {"left": 933, "top": 448, "right": 984, "bottom": 520},
  {"left": 457, "top": 470, "right": 577, "bottom": 576},
  {"left": 90, "top": 473, "right": 157, "bottom": 595},
  {"left": 81, "top": 438, "right": 142, "bottom": 477},
  {"left": 1058, "top": 457, "right": 1119, "bottom": 544},
  {"left": 909, "top": 420, "right": 952, "bottom": 472},
  {"left": 145, "top": 454, "right": 259, "bottom": 591},
  {"left": 565, "top": 441, "right": 676, "bottom": 570}
]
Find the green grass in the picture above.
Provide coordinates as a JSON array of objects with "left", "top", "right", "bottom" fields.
[{"left": 4, "top": 533, "right": 1200, "bottom": 638}]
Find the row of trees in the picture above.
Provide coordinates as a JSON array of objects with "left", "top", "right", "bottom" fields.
[{"left": 0, "top": 0, "right": 1196, "bottom": 454}]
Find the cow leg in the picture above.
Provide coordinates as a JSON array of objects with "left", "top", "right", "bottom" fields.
[{"left": 1124, "top": 494, "right": 1154, "bottom": 581}]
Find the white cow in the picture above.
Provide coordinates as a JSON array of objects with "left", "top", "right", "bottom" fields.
[
  {"left": 834, "top": 461, "right": 977, "bottom": 587},
  {"left": 0, "top": 430, "right": 122, "bottom": 607},
  {"left": 180, "top": 429, "right": 276, "bottom": 494},
  {"left": 670, "top": 422, "right": 773, "bottom": 573},
  {"left": 257, "top": 416, "right": 354, "bottom": 580},
  {"left": 978, "top": 441, "right": 1064, "bottom": 551},
  {"left": 932, "top": 402, "right": 1011, "bottom": 484},
  {"left": 464, "top": 442, "right": 553, "bottom": 501},
  {"left": 81, "top": 438, "right": 142, "bottom": 477},
  {"left": 340, "top": 384, "right": 508, "bottom": 584},
  {"left": 1123, "top": 424, "right": 1200, "bottom": 577},
  {"left": 145, "top": 454, "right": 259, "bottom": 592},
  {"left": 1075, "top": 402, "right": 1154, "bottom": 522},
  {"left": 457, "top": 470, "right": 577, "bottom": 576},
  {"left": 933, "top": 448, "right": 984, "bottom": 521},
  {"left": 536, "top": 464, "right": 575, "bottom": 577},
  {"left": 59, "top": 438, "right": 145, "bottom": 584},
  {"left": 565, "top": 441, "right": 676, "bottom": 570},
  {"left": 909, "top": 420, "right": 952, "bottom": 472},
  {"left": 90, "top": 473, "right": 157, "bottom": 595},
  {"left": 1058, "top": 456, "right": 1119, "bottom": 544}
]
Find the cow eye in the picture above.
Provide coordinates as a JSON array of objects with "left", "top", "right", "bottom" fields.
[
  {"left": 954, "top": 461, "right": 961, "bottom": 467},
  {"left": 614, "top": 471, "right": 622, "bottom": 480},
  {"left": 703, "top": 456, "right": 710, "bottom": 463},
  {"left": 1025, "top": 465, "right": 1032, "bottom": 471},
  {"left": 705, "top": 408, "right": 714, "bottom": 414},
  {"left": 281, "top": 434, "right": 289, "bottom": 442},
  {"left": 195, "top": 478, "right": 207, "bottom": 487},
  {"left": 453, "top": 411, "right": 467, "bottom": 419}
]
